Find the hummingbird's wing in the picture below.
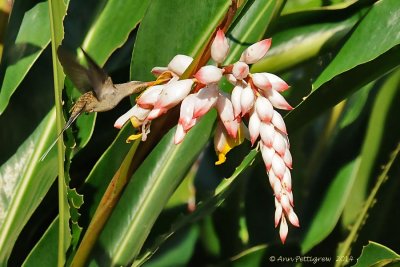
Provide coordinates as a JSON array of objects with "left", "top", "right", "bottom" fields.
[
  {"left": 79, "top": 48, "right": 116, "bottom": 100},
  {"left": 57, "top": 47, "right": 115, "bottom": 100},
  {"left": 57, "top": 47, "right": 92, "bottom": 93}
]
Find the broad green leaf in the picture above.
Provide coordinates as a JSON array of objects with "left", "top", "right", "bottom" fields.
[
  {"left": 225, "top": 0, "right": 285, "bottom": 64},
  {"left": 90, "top": 112, "right": 216, "bottom": 266},
  {"left": 143, "top": 226, "right": 199, "bottom": 267},
  {"left": 300, "top": 82, "right": 374, "bottom": 253},
  {"left": 342, "top": 70, "right": 400, "bottom": 227},
  {"left": 230, "top": 245, "right": 268, "bottom": 267},
  {"left": 133, "top": 149, "right": 259, "bottom": 266},
  {"left": 251, "top": 9, "right": 362, "bottom": 73},
  {"left": 0, "top": 110, "right": 58, "bottom": 265},
  {"left": 314, "top": 0, "right": 400, "bottom": 90},
  {"left": 0, "top": 1, "right": 50, "bottom": 115},
  {"left": 353, "top": 241, "right": 400, "bottom": 267},
  {"left": 131, "top": 0, "right": 231, "bottom": 81},
  {"left": 301, "top": 158, "right": 360, "bottom": 254},
  {"left": 69, "top": 0, "right": 152, "bottom": 149},
  {"left": 21, "top": 125, "right": 135, "bottom": 265},
  {"left": 285, "top": 0, "right": 400, "bottom": 131},
  {"left": 81, "top": 0, "right": 151, "bottom": 65},
  {"left": 337, "top": 142, "right": 400, "bottom": 264},
  {"left": 285, "top": 45, "right": 400, "bottom": 132},
  {"left": 282, "top": 0, "right": 358, "bottom": 14},
  {"left": 22, "top": 219, "right": 59, "bottom": 267}
]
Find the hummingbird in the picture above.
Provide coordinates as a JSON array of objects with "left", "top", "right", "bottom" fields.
[{"left": 40, "top": 47, "right": 151, "bottom": 160}]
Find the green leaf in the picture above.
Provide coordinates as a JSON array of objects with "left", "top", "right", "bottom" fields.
[
  {"left": 313, "top": 0, "right": 400, "bottom": 90},
  {"left": 130, "top": 0, "right": 231, "bottom": 81},
  {"left": 342, "top": 70, "right": 400, "bottom": 227},
  {"left": 81, "top": 0, "right": 151, "bottom": 65},
  {"left": 337, "top": 142, "right": 400, "bottom": 263},
  {"left": 301, "top": 158, "right": 360, "bottom": 254},
  {"left": 0, "top": 110, "right": 58, "bottom": 264},
  {"left": 0, "top": 1, "right": 50, "bottom": 115},
  {"left": 353, "top": 241, "right": 400, "bottom": 267},
  {"left": 282, "top": 0, "right": 359, "bottom": 14},
  {"left": 89, "top": 112, "right": 215, "bottom": 266},
  {"left": 251, "top": 8, "right": 362, "bottom": 73},
  {"left": 225, "top": 0, "right": 285, "bottom": 64},
  {"left": 21, "top": 125, "right": 135, "bottom": 265},
  {"left": 230, "top": 245, "right": 268, "bottom": 267},
  {"left": 143, "top": 226, "right": 199, "bottom": 267},
  {"left": 285, "top": 45, "right": 400, "bottom": 132},
  {"left": 285, "top": 0, "right": 400, "bottom": 131},
  {"left": 70, "top": 0, "right": 152, "bottom": 149},
  {"left": 22, "top": 219, "right": 59, "bottom": 267},
  {"left": 300, "top": 82, "right": 375, "bottom": 253},
  {"left": 134, "top": 149, "right": 259, "bottom": 266}
]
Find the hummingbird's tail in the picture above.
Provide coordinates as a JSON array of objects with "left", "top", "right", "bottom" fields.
[{"left": 39, "top": 110, "right": 83, "bottom": 161}]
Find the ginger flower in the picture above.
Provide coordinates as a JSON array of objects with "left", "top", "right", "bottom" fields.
[{"left": 114, "top": 28, "right": 299, "bottom": 243}]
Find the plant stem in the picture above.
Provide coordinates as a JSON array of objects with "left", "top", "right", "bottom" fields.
[{"left": 48, "top": 0, "right": 68, "bottom": 265}]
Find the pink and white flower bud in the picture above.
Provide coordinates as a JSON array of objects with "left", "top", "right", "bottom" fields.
[
  {"left": 271, "top": 153, "right": 286, "bottom": 179},
  {"left": 168, "top": 55, "right": 193, "bottom": 76},
  {"left": 194, "top": 65, "right": 223, "bottom": 84},
  {"left": 216, "top": 93, "right": 239, "bottom": 138},
  {"left": 274, "top": 199, "right": 283, "bottom": 227},
  {"left": 114, "top": 105, "right": 150, "bottom": 129},
  {"left": 251, "top": 73, "right": 272, "bottom": 90},
  {"left": 147, "top": 108, "right": 166, "bottom": 120},
  {"left": 260, "top": 122, "right": 275, "bottom": 147},
  {"left": 272, "top": 132, "right": 287, "bottom": 157},
  {"left": 240, "top": 85, "right": 255, "bottom": 116},
  {"left": 179, "top": 94, "right": 197, "bottom": 131},
  {"left": 225, "top": 74, "right": 237, "bottom": 85},
  {"left": 193, "top": 84, "right": 219, "bottom": 118},
  {"left": 279, "top": 216, "right": 288, "bottom": 244},
  {"left": 271, "top": 110, "right": 287, "bottom": 134},
  {"left": 232, "top": 61, "right": 249, "bottom": 80},
  {"left": 211, "top": 29, "right": 229, "bottom": 64},
  {"left": 213, "top": 122, "right": 232, "bottom": 160},
  {"left": 272, "top": 179, "right": 282, "bottom": 198},
  {"left": 268, "top": 169, "right": 279, "bottom": 188},
  {"left": 283, "top": 148, "right": 292, "bottom": 169},
  {"left": 255, "top": 96, "right": 273, "bottom": 123},
  {"left": 261, "top": 143, "right": 274, "bottom": 170},
  {"left": 174, "top": 123, "right": 187, "bottom": 144},
  {"left": 231, "top": 85, "right": 242, "bottom": 118},
  {"left": 280, "top": 194, "right": 292, "bottom": 214},
  {"left": 151, "top": 67, "right": 168, "bottom": 77},
  {"left": 287, "top": 209, "right": 300, "bottom": 227},
  {"left": 240, "top": 38, "right": 272, "bottom": 64},
  {"left": 264, "top": 89, "right": 293, "bottom": 110},
  {"left": 264, "top": 73, "right": 289, "bottom": 92},
  {"left": 156, "top": 79, "right": 193, "bottom": 109},
  {"left": 137, "top": 85, "right": 164, "bottom": 109},
  {"left": 282, "top": 168, "right": 292, "bottom": 192},
  {"left": 149, "top": 79, "right": 194, "bottom": 120},
  {"left": 248, "top": 110, "right": 261, "bottom": 145},
  {"left": 288, "top": 191, "right": 294, "bottom": 206}
]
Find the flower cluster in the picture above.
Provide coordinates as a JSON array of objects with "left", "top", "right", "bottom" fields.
[{"left": 114, "top": 29, "right": 299, "bottom": 243}]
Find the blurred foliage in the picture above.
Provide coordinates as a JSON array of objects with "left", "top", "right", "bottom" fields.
[{"left": 0, "top": 0, "right": 399, "bottom": 266}]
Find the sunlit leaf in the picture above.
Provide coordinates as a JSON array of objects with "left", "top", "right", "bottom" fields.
[
  {"left": 353, "top": 241, "right": 400, "bottom": 267},
  {"left": 0, "top": 1, "right": 50, "bottom": 114},
  {"left": 0, "top": 110, "right": 57, "bottom": 263}
]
